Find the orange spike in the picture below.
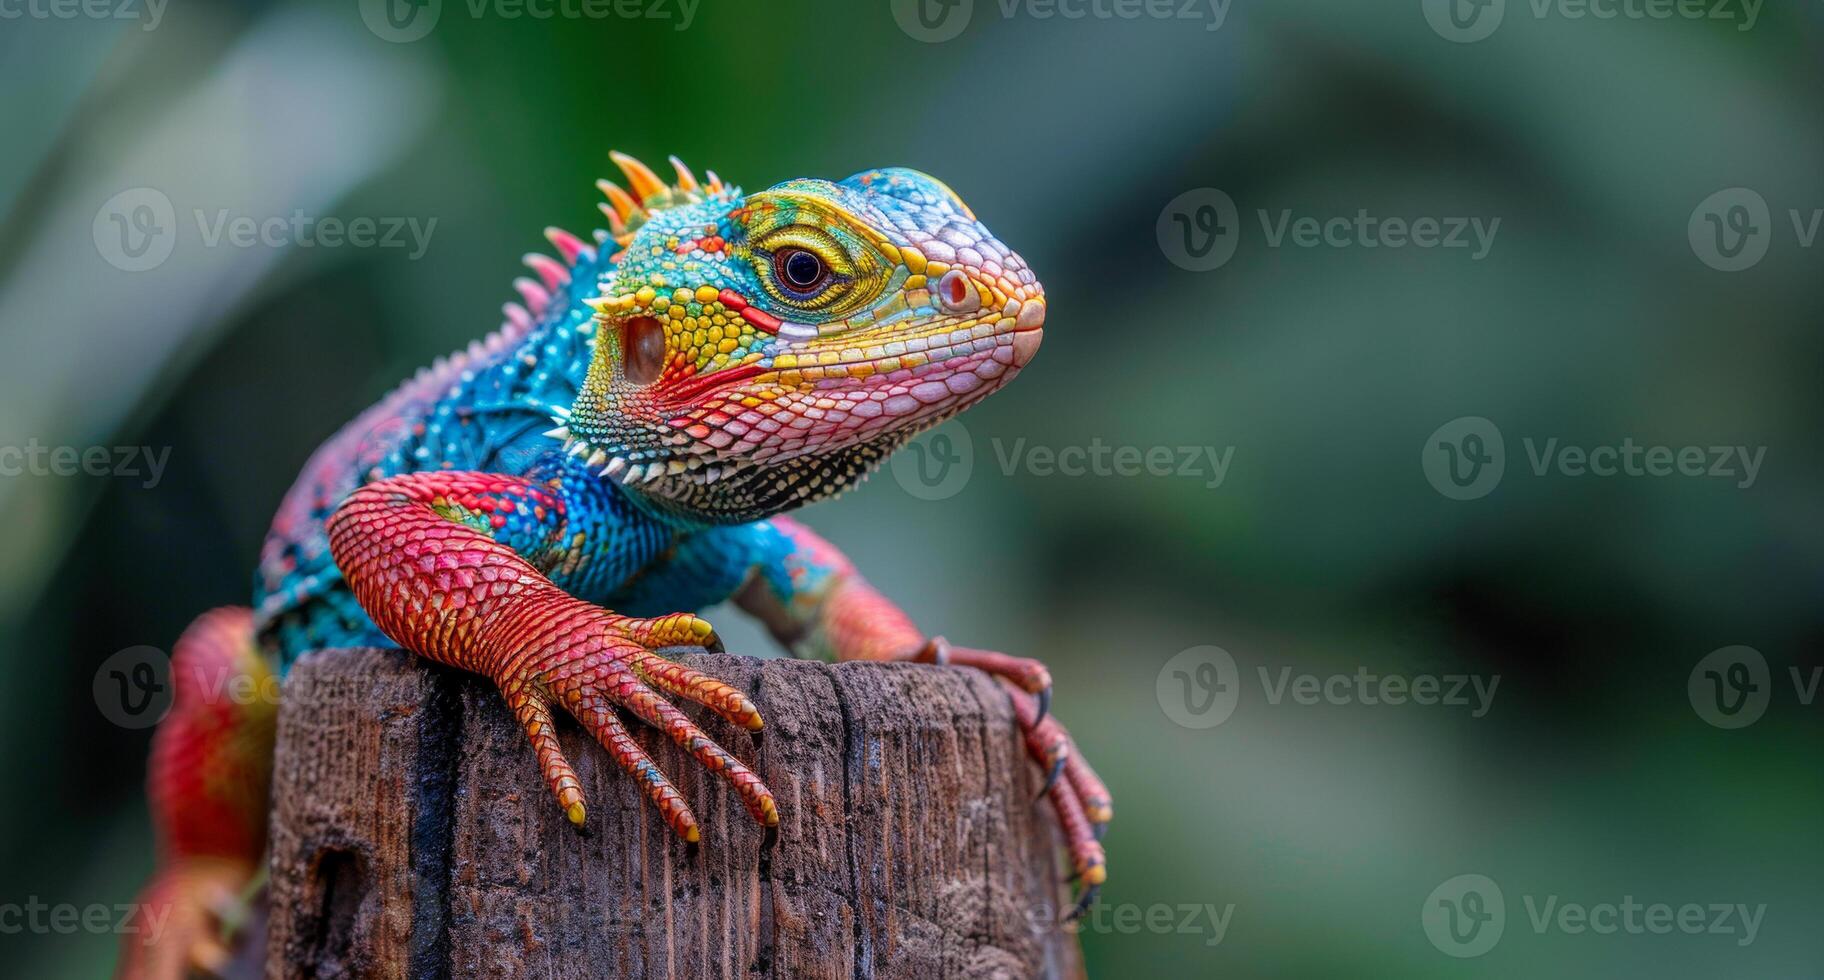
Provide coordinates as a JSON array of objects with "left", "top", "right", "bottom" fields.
[
  {"left": 668, "top": 155, "right": 700, "bottom": 193},
  {"left": 610, "top": 150, "right": 667, "bottom": 202},
  {"left": 704, "top": 169, "right": 724, "bottom": 193},
  {"left": 596, "top": 178, "right": 641, "bottom": 223},
  {"left": 596, "top": 201, "right": 627, "bottom": 236}
]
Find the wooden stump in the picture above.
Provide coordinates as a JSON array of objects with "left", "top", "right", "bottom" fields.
[{"left": 265, "top": 648, "right": 1086, "bottom": 979}]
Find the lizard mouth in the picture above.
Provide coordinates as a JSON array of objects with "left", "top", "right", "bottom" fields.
[
  {"left": 757, "top": 295, "right": 1044, "bottom": 383},
  {"left": 555, "top": 298, "right": 1044, "bottom": 487}
]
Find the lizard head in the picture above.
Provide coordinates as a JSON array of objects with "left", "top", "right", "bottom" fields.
[{"left": 558, "top": 153, "right": 1045, "bottom": 524}]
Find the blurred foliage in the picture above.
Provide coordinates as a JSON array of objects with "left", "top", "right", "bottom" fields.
[{"left": 2, "top": 0, "right": 1822, "bottom": 976}]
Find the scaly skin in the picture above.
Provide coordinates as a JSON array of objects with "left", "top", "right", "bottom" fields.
[{"left": 123, "top": 154, "right": 1108, "bottom": 977}]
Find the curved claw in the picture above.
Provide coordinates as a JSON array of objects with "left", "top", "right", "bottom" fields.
[
  {"left": 1066, "top": 884, "right": 1101, "bottom": 923},
  {"left": 1037, "top": 752, "right": 1066, "bottom": 801},
  {"left": 1033, "top": 685, "right": 1051, "bottom": 727},
  {"left": 498, "top": 606, "right": 775, "bottom": 839},
  {"left": 704, "top": 631, "right": 727, "bottom": 654}
]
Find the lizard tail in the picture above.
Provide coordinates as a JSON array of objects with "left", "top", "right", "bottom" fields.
[{"left": 118, "top": 607, "right": 275, "bottom": 980}]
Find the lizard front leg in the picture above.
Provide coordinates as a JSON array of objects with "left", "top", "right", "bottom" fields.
[
  {"left": 328, "top": 468, "right": 776, "bottom": 841},
  {"left": 736, "top": 516, "right": 1110, "bottom": 912}
]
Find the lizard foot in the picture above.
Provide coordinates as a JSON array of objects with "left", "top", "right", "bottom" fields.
[
  {"left": 911, "top": 639, "right": 1109, "bottom": 912},
  {"left": 494, "top": 605, "right": 777, "bottom": 842},
  {"left": 116, "top": 857, "right": 254, "bottom": 980},
  {"left": 914, "top": 636, "right": 1055, "bottom": 721},
  {"left": 1006, "top": 684, "right": 1111, "bottom": 920}
]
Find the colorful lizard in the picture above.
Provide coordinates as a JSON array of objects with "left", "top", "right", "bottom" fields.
[{"left": 118, "top": 153, "right": 1111, "bottom": 977}]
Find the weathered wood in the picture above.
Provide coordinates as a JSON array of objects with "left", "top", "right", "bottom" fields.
[{"left": 266, "top": 648, "right": 1085, "bottom": 979}]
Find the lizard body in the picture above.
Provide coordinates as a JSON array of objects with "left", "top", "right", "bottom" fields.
[{"left": 120, "top": 155, "right": 1107, "bottom": 978}]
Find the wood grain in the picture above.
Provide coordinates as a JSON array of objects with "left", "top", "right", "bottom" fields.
[{"left": 266, "top": 648, "right": 1085, "bottom": 980}]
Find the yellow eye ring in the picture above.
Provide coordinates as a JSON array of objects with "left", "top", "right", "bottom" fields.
[{"left": 751, "top": 226, "right": 855, "bottom": 310}]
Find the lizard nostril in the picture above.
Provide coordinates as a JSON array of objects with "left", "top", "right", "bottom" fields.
[{"left": 936, "top": 269, "right": 979, "bottom": 314}]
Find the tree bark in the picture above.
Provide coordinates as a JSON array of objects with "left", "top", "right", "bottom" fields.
[{"left": 264, "top": 648, "right": 1086, "bottom": 980}]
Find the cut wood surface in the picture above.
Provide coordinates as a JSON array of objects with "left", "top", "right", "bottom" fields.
[{"left": 265, "top": 648, "right": 1086, "bottom": 979}]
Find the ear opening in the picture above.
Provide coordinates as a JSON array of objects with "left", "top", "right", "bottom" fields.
[{"left": 622, "top": 316, "right": 666, "bottom": 385}]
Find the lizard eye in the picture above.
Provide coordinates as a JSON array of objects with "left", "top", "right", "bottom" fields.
[{"left": 772, "top": 247, "right": 831, "bottom": 297}]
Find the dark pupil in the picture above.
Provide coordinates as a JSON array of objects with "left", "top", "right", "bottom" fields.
[{"left": 783, "top": 249, "right": 824, "bottom": 289}]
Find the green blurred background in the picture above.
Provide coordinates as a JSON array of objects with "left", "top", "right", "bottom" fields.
[{"left": 3, "top": 0, "right": 1823, "bottom": 975}]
